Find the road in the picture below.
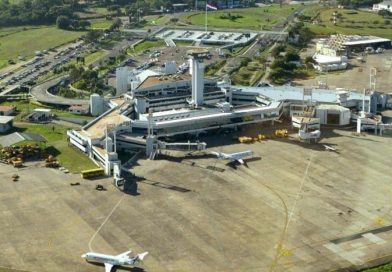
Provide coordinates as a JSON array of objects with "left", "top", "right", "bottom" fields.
[
  {"left": 257, "top": 5, "right": 306, "bottom": 86},
  {"left": 30, "top": 76, "right": 89, "bottom": 106}
]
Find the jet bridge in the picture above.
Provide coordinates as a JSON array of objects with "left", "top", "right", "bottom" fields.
[{"left": 149, "top": 140, "right": 207, "bottom": 160}]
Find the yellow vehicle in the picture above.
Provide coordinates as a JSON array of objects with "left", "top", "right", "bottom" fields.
[
  {"left": 81, "top": 168, "right": 105, "bottom": 179},
  {"left": 238, "top": 136, "right": 254, "bottom": 143},
  {"left": 256, "top": 134, "right": 267, "bottom": 141},
  {"left": 11, "top": 158, "right": 23, "bottom": 168},
  {"left": 275, "top": 129, "right": 288, "bottom": 138}
]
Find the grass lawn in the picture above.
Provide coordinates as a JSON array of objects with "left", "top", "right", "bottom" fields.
[
  {"left": 181, "top": 4, "right": 299, "bottom": 30},
  {"left": 128, "top": 40, "right": 166, "bottom": 55},
  {"left": 14, "top": 123, "right": 97, "bottom": 173},
  {"left": 89, "top": 7, "right": 109, "bottom": 15},
  {"left": 89, "top": 19, "right": 113, "bottom": 29},
  {"left": 144, "top": 15, "right": 168, "bottom": 26},
  {"left": 363, "top": 263, "right": 392, "bottom": 271},
  {"left": 0, "top": 26, "right": 85, "bottom": 69},
  {"left": 0, "top": 26, "right": 29, "bottom": 37},
  {"left": 0, "top": 100, "right": 94, "bottom": 122},
  {"left": 0, "top": 60, "right": 7, "bottom": 69},
  {"left": 83, "top": 50, "right": 108, "bottom": 65},
  {"left": 301, "top": 4, "right": 325, "bottom": 18},
  {"left": 205, "top": 59, "right": 226, "bottom": 76},
  {"left": 307, "top": 8, "right": 392, "bottom": 39},
  {"left": 0, "top": 100, "right": 96, "bottom": 172},
  {"left": 226, "top": 43, "right": 254, "bottom": 56},
  {"left": 175, "top": 40, "right": 194, "bottom": 46},
  {"left": 36, "top": 70, "right": 66, "bottom": 84},
  {"left": 231, "top": 59, "right": 265, "bottom": 86}
]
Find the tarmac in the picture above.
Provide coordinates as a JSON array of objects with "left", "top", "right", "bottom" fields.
[
  {"left": 1, "top": 125, "right": 392, "bottom": 272},
  {"left": 295, "top": 44, "right": 392, "bottom": 93}
]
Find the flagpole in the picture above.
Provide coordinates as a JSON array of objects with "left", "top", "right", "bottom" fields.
[{"left": 205, "top": 4, "right": 207, "bottom": 33}]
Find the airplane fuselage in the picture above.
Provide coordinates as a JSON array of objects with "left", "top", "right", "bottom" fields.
[
  {"left": 82, "top": 252, "right": 134, "bottom": 266},
  {"left": 82, "top": 250, "right": 148, "bottom": 272},
  {"left": 220, "top": 150, "right": 253, "bottom": 161}
]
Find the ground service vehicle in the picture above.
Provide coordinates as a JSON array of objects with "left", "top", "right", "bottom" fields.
[{"left": 81, "top": 168, "right": 104, "bottom": 179}]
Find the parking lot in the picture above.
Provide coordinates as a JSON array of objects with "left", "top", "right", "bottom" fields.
[
  {"left": 0, "top": 41, "right": 87, "bottom": 93},
  {"left": 1, "top": 125, "right": 392, "bottom": 272},
  {"left": 155, "top": 29, "right": 258, "bottom": 45}
]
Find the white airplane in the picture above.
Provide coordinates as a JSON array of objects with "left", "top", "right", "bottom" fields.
[
  {"left": 82, "top": 250, "right": 148, "bottom": 272},
  {"left": 210, "top": 150, "right": 253, "bottom": 165}
]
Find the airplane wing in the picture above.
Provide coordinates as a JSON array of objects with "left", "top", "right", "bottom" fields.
[
  {"left": 116, "top": 250, "right": 132, "bottom": 258},
  {"left": 323, "top": 145, "right": 336, "bottom": 151},
  {"left": 104, "top": 263, "right": 114, "bottom": 272},
  {"left": 237, "top": 159, "right": 244, "bottom": 165}
]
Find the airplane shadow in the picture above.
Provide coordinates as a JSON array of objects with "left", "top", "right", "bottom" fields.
[
  {"left": 114, "top": 267, "right": 145, "bottom": 272},
  {"left": 86, "top": 261, "right": 145, "bottom": 271}
]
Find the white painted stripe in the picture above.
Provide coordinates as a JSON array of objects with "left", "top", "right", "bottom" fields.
[{"left": 362, "top": 233, "right": 386, "bottom": 245}]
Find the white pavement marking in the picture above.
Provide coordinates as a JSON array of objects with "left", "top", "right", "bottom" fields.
[
  {"left": 88, "top": 194, "right": 125, "bottom": 252},
  {"left": 324, "top": 243, "right": 344, "bottom": 254},
  {"left": 362, "top": 233, "right": 387, "bottom": 245},
  {"left": 324, "top": 243, "right": 364, "bottom": 265},
  {"left": 286, "top": 153, "right": 314, "bottom": 230}
]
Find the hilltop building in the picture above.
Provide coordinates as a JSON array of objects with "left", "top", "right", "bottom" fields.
[{"left": 373, "top": 1, "right": 392, "bottom": 12}]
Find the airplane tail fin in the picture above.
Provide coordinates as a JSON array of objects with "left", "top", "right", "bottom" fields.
[{"left": 137, "top": 252, "right": 149, "bottom": 261}]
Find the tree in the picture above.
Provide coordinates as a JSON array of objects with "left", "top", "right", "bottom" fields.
[
  {"left": 285, "top": 52, "right": 300, "bottom": 62},
  {"left": 56, "top": 15, "right": 70, "bottom": 29},
  {"left": 109, "top": 18, "right": 122, "bottom": 31},
  {"left": 170, "top": 17, "right": 179, "bottom": 23},
  {"left": 304, "top": 56, "right": 315, "bottom": 69},
  {"left": 85, "top": 30, "right": 102, "bottom": 43},
  {"left": 69, "top": 66, "right": 84, "bottom": 82},
  {"left": 271, "top": 44, "right": 286, "bottom": 58},
  {"left": 78, "top": 20, "right": 91, "bottom": 30},
  {"left": 108, "top": 4, "right": 121, "bottom": 15}
]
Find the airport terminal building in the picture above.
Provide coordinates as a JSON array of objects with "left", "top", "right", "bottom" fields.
[{"left": 68, "top": 49, "right": 374, "bottom": 176}]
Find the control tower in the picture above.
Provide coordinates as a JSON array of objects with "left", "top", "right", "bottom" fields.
[{"left": 187, "top": 48, "right": 210, "bottom": 107}]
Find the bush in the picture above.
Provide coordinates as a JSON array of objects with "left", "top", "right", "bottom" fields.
[
  {"left": 240, "top": 57, "right": 251, "bottom": 67},
  {"left": 73, "top": 80, "right": 87, "bottom": 90},
  {"left": 285, "top": 52, "right": 300, "bottom": 62},
  {"left": 56, "top": 16, "right": 70, "bottom": 30}
]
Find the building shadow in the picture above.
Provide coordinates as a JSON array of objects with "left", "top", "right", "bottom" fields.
[{"left": 0, "top": 126, "right": 26, "bottom": 136}]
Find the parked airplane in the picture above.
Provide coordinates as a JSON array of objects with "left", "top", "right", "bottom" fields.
[
  {"left": 210, "top": 150, "right": 253, "bottom": 164},
  {"left": 82, "top": 250, "right": 148, "bottom": 272}
]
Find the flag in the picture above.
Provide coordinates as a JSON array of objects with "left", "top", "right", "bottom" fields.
[{"left": 206, "top": 3, "right": 217, "bottom": 10}]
